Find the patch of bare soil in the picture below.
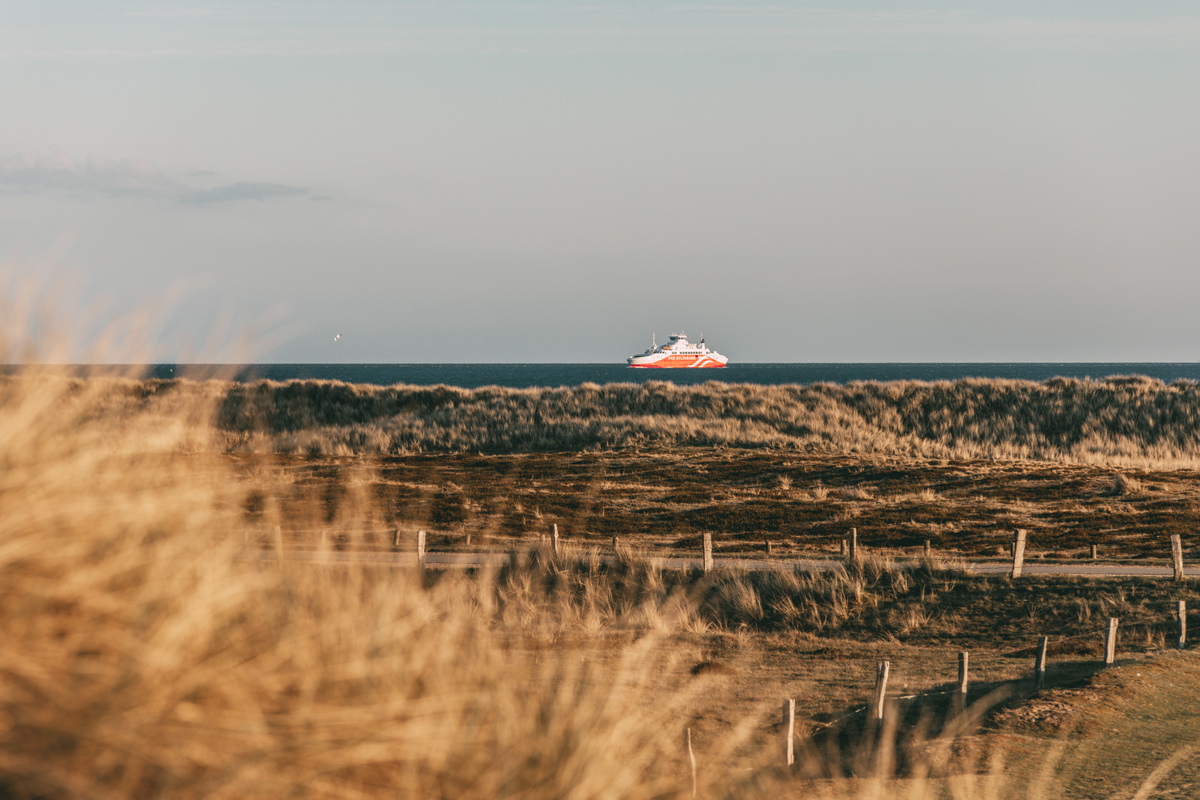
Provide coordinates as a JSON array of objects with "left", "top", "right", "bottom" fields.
[{"left": 991, "top": 688, "right": 1103, "bottom": 733}]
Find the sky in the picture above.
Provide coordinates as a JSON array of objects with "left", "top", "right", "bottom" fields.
[{"left": 2, "top": 2, "right": 1199, "bottom": 364}]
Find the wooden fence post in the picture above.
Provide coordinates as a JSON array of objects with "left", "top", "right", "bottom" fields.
[
  {"left": 840, "top": 538, "right": 847, "bottom": 556},
  {"left": 1091, "top": 543, "right": 1098, "bottom": 560},
  {"left": 703, "top": 533, "right": 714, "bottom": 573},
  {"left": 783, "top": 698, "right": 795, "bottom": 766},
  {"left": 956, "top": 651, "right": 969, "bottom": 716},
  {"left": 612, "top": 536, "right": 619, "bottom": 551},
  {"left": 1178, "top": 600, "right": 1187, "bottom": 650},
  {"left": 686, "top": 728, "right": 697, "bottom": 799},
  {"left": 552, "top": 523, "right": 560, "bottom": 556},
  {"left": 766, "top": 540, "right": 773, "bottom": 556},
  {"left": 1035, "top": 636, "right": 1049, "bottom": 690},
  {"left": 465, "top": 532, "right": 472, "bottom": 547},
  {"left": 1104, "top": 617, "right": 1119, "bottom": 665},
  {"left": 394, "top": 528, "right": 402, "bottom": 548},
  {"left": 1011, "top": 529, "right": 1027, "bottom": 578},
  {"left": 924, "top": 540, "right": 931, "bottom": 556},
  {"left": 873, "top": 661, "right": 890, "bottom": 724},
  {"left": 417, "top": 530, "right": 426, "bottom": 570},
  {"left": 849, "top": 528, "right": 858, "bottom": 560},
  {"left": 1171, "top": 534, "right": 1184, "bottom": 582}
]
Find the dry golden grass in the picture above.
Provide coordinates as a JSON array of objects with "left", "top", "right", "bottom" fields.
[
  {"left": 200, "top": 373, "right": 1200, "bottom": 468},
  {"left": 8, "top": 371, "right": 1200, "bottom": 468}
]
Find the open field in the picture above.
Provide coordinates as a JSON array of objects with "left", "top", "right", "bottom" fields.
[
  {"left": 5, "top": 370, "right": 1200, "bottom": 798},
  {"left": 230, "top": 448, "right": 1200, "bottom": 562}
]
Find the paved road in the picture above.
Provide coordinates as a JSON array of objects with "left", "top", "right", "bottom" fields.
[{"left": 240, "top": 550, "right": 1200, "bottom": 578}]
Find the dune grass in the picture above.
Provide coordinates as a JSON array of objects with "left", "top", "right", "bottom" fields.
[
  {"left": 210, "top": 373, "right": 1200, "bottom": 467},
  {"left": 10, "top": 371, "right": 1200, "bottom": 468}
]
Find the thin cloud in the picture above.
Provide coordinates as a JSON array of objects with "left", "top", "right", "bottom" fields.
[
  {"left": 0, "top": 152, "right": 181, "bottom": 198},
  {"left": 182, "top": 181, "right": 308, "bottom": 204},
  {"left": 0, "top": 152, "right": 311, "bottom": 205}
]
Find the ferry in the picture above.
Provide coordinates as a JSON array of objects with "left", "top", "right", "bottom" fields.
[{"left": 627, "top": 332, "right": 728, "bottom": 368}]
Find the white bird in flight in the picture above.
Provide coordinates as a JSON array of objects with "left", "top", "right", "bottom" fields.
[{"left": 334, "top": 333, "right": 341, "bottom": 341}]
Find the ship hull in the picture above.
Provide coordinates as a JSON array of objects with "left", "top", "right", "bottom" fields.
[{"left": 628, "top": 354, "right": 727, "bottom": 368}]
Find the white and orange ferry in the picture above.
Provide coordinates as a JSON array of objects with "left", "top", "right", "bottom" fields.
[{"left": 627, "top": 332, "right": 728, "bottom": 368}]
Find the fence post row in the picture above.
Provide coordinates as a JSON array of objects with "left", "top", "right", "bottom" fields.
[
  {"left": 1104, "top": 617, "right": 1119, "bottom": 665},
  {"left": 1011, "top": 529, "right": 1027, "bottom": 578},
  {"left": 1178, "top": 600, "right": 1187, "bottom": 650},
  {"left": 1171, "top": 534, "right": 1184, "bottom": 582},
  {"left": 703, "top": 533, "right": 714, "bottom": 574},
  {"left": 831, "top": 605, "right": 1182, "bottom": 745},
  {"left": 782, "top": 698, "right": 795, "bottom": 766},
  {"left": 1034, "top": 636, "right": 1049, "bottom": 690}
]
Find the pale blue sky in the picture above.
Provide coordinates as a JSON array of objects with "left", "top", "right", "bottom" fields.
[{"left": 2, "top": 2, "right": 1199, "bottom": 363}]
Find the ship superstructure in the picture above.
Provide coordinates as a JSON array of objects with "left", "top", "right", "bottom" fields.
[{"left": 627, "top": 332, "right": 728, "bottom": 368}]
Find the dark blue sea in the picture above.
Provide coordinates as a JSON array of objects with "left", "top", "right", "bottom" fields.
[{"left": 144, "top": 363, "right": 1200, "bottom": 389}]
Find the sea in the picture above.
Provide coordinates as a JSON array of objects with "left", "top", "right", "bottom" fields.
[{"left": 142, "top": 363, "right": 1200, "bottom": 389}]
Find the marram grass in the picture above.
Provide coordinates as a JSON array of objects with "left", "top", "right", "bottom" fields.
[{"left": 8, "top": 371, "right": 1200, "bottom": 467}]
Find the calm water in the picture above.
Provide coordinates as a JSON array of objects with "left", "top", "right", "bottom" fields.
[{"left": 143, "top": 363, "right": 1200, "bottom": 389}]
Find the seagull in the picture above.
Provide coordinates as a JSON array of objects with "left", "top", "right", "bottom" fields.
[{"left": 334, "top": 334, "right": 341, "bottom": 341}]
